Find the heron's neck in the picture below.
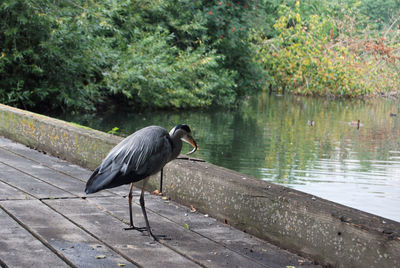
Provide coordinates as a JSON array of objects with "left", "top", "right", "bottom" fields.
[{"left": 169, "top": 135, "right": 182, "bottom": 161}]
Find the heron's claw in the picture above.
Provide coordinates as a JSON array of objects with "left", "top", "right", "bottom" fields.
[
  {"left": 148, "top": 232, "right": 170, "bottom": 241},
  {"left": 124, "top": 226, "right": 170, "bottom": 241},
  {"left": 124, "top": 226, "right": 147, "bottom": 232}
]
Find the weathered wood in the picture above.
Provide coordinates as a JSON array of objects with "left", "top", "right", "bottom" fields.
[
  {"left": 92, "top": 194, "right": 316, "bottom": 268},
  {"left": 0, "top": 148, "right": 109, "bottom": 198},
  {"left": 0, "top": 137, "right": 92, "bottom": 181},
  {"left": 44, "top": 198, "right": 201, "bottom": 268},
  {"left": 84, "top": 196, "right": 269, "bottom": 268},
  {"left": 0, "top": 136, "right": 319, "bottom": 267},
  {"left": 0, "top": 144, "right": 135, "bottom": 197},
  {"left": 0, "top": 208, "right": 70, "bottom": 268},
  {"left": 143, "top": 194, "right": 317, "bottom": 267},
  {"left": 0, "top": 162, "right": 73, "bottom": 199},
  {"left": 1, "top": 199, "right": 138, "bottom": 268},
  {"left": 0, "top": 181, "right": 34, "bottom": 201}
]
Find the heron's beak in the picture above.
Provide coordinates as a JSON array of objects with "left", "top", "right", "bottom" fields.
[{"left": 183, "top": 135, "right": 198, "bottom": 155}]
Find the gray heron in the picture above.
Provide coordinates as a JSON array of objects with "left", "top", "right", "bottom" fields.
[{"left": 85, "top": 124, "right": 197, "bottom": 240}]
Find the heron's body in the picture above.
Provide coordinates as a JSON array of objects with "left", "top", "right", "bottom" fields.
[
  {"left": 85, "top": 126, "right": 182, "bottom": 193},
  {"left": 85, "top": 124, "right": 197, "bottom": 240}
]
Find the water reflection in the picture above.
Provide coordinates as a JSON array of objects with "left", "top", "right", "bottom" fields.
[{"left": 56, "top": 94, "right": 400, "bottom": 222}]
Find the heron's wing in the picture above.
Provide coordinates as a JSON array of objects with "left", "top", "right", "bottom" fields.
[
  {"left": 85, "top": 165, "right": 120, "bottom": 194},
  {"left": 86, "top": 126, "right": 171, "bottom": 193},
  {"left": 107, "top": 126, "right": 171, "bottom": 173}
]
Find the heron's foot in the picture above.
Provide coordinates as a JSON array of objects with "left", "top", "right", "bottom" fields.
[
  {"left": 125, "top": 226, "right": 170, "bottom": 241},
  {"left": 147, "top": 232, "right": 170, "bottom": 241},
  {"left": 124, "top": 225, "right": 147, "bottom": 232}
]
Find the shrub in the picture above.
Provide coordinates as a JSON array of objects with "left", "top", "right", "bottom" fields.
[
  {"left": 0, "top": 0, "right": 103, "bottom": 112},
  {"left": 259, "top": 2, "right": 400, "bottom": 97},
  {"left": 102, "top": 0, "right": 266, "bottom": 108},
  {"left": 1, "top": 0, "right": 268, "bottom": 112}
]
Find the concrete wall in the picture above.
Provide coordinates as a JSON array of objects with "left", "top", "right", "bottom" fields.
[
  {"left": 0, "top": 104, "right": 122, "bottom": 169},
  {"left": 0, "top": 103, "right": 399, "bottom": 267}
]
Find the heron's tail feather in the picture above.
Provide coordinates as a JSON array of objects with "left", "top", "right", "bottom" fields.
[{"left": 85, "top": 167, "right": 119, "bottom": 194}]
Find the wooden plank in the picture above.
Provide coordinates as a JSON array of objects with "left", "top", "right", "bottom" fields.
[
  {"left": 45, "top": 198, "right": 202, "bottom": 268},
  {"left": 0, "top": 181, "right": 34, "bottom": 201},
  {"left": 0, "top": 199, "right": 138, "bottom": 268},
  {"left": 0, "top": 207, "right": 69, "bottom": 268},
  {"left": 0, "top": 163, "right": 73, "bottom": 199},
  {"left": 84, "top": 196, "right": 270, "bottom": 268},
  {"left": 0, "top": 137, "right": 92, "bottom": 181},
  {"left": 144, "top": 194, "right": 318, "bottom": 267},
  {"left": 0, "top": 148, "right": 110, "bottom": 198},
  {"left": 0, "top": 136, "right": 319, "bottom": 267},
  {"left": 0, "top": 137, "right": 141, "bottom": 197}
]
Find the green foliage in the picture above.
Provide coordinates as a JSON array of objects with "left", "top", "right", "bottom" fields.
[
  {"left": 100, "top": 0, "right": 265, "bottom": 108},
  {"left": 0, "top": 0, "right": 267, "bottom": 112},
  {"left": 203, "top": 1, "right": 267, "bottom": 95},
  {"left": 107, "top": 126, "right": 120, "bottom": 135},
  {"left": 1, "top": 0, "right": 399, "bottom": 112},
  {"left": 358, "top": 0, "right": 400, "bottom": 29},
  {"left": 107, "top": 37, "right": 236, "bottom": 108},
  {"left": 99, "top": 1, "right": 238, "bottom": 108},
  {"left": 0, "top": 0, "right": 103, "bottom": 112},
  {"left": 258, "top": 2, "right": 400, "bottom": 97}
]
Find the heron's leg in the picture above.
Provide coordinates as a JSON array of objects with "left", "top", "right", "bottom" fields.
[
  {"left": 128, "top": 182, "right": 134, "bottom": 227},
  {"left": 124, "top": 183, "right": 146, "bottom": 231},
  {"left": 139, "top": 178, "right": 157, "bottom": 240},
  {"left": 139, "top": 178, "right": 169, "bottom": 241},
  {"left": 160, "top": 168, "right": 163, "bottom": 193}
]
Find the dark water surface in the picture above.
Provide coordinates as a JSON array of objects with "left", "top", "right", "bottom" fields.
[{"left": 57, "top": 94, "right": 400, "bottom": 222}]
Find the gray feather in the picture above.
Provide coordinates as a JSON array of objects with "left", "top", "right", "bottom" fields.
[{"left": 85, "top": 126, "right": 173, "bottom": 193}]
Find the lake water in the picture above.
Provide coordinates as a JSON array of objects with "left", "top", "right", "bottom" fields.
[{"left": 57, "top": 93, "right": 400, "bottom": 222}]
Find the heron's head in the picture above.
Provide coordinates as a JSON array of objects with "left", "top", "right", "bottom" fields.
[{"left": 170, "top": 124, "right": 198, "bottom": 155}]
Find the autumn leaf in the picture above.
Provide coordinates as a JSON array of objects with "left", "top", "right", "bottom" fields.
[
  {"left": 151, "top": 189, "right": 162, "bottom": 196},
  {"left": 190, "top": 205, "right": 197, "bottom": 213}
]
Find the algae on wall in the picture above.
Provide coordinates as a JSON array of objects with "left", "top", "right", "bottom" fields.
[{"left": 0, "top": 103, "right": 121, "bottom": 170}]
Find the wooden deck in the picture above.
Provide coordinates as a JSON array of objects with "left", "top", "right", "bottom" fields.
[{"left": 0, "top": 136, "right": 319, "bottom": 268}]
